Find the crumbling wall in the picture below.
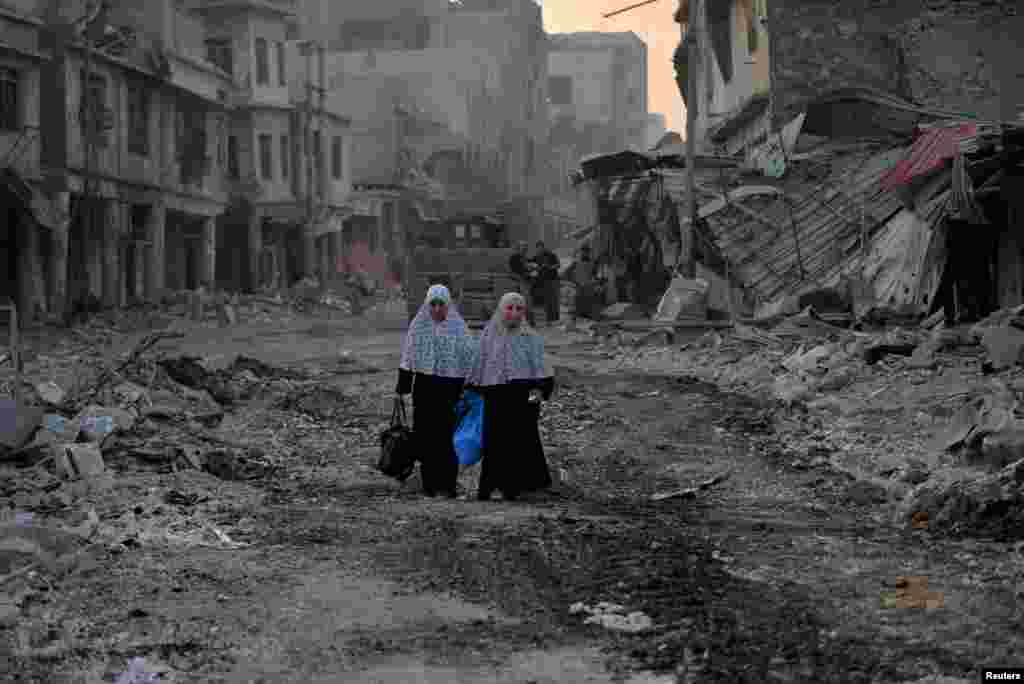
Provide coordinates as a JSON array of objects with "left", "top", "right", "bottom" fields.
[{"left": 770, "top": 0, "right": 1021, "bottom": 126}]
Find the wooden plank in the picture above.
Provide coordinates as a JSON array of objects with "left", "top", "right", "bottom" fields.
[{"left": 604, "top": 319, "right": 734, "bottom": 332}]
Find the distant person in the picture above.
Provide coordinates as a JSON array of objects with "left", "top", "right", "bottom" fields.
[
  {"left": 533, "top": 241, "right": 560, "bottom": 325},
  {"left": 508, "top": 242, "right": 536, "bottom": 325},
  {"left": 568, "top": 244, "right": 599, "bottom": 322}
]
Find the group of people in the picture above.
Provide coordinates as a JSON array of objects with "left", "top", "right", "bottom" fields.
[
  {"left": 509, "top": 241, "right": 561, "bottom": 326},
  {"left": 396, "top": 284, "right": 554, "bottom": 501},
  {"left": 508, "top": 240, "right": 602, "bottom": 326}
]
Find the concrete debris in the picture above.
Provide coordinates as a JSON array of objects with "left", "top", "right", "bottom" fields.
[
  {"left": 35, "top": 382, "right": 65, "bottom": 406},
  {"left": 0, "top": 400, "right": 46, "bottom": 454},
  {"left": 901, "top": 457, "right": 1024, "bottom": 537},
  {"left": 55, "top": 444, "right": 106, "bottom": 480},
  {"left": 655, "top": 276, "right": 709, "bottom": 321},
  {"left": 600, "top": 302, "right": 648, "bottom": 321},
  {"left": 979, "top": 325, "right": 1024, "bottom": 370}
]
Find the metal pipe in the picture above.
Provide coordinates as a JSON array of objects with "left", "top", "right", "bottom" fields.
[{"left": 9, "top": 304, "right": 20, "bottom": 405}]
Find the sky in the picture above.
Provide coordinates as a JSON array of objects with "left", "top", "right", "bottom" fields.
[{"left": 541, "top": 0, "right": 683, "bottom": 133}]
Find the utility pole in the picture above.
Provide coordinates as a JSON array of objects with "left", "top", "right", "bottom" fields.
[
  {"left": 682, "top": 0, "right": 702, "bottom": 279},
  {"left": 301, "top": 40, "right": 317, "bottom": 280}
]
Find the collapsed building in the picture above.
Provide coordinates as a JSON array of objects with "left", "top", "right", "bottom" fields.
[{"left": 572, "top": 89, "right": 1024, "bottom": 323}]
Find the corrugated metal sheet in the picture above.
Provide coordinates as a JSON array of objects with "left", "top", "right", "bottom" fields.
[
  {"left": 879, "top": 124, "right": 977, "bottom": 191},
  {"left": 663, "top": 145, "right": 909, "bottom": 304}
]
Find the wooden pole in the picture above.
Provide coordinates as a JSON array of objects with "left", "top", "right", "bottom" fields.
[{"left": 682, "top": 0, "right": 702, "bottom": 279}]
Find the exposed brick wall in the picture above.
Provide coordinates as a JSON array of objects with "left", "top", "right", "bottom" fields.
[{"left": 769, "top": 0, "right": 1022, "bottom": 127}]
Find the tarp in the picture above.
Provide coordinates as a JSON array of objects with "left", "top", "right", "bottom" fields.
[{"left": 880, "top": 124, "right": 978, "bottom": 192}]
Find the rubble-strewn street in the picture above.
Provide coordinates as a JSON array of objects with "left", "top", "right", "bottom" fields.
[{"left": 2, "top": 302, "right": 1022, "bottom": 683}]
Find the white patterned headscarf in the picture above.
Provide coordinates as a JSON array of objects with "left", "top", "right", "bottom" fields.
[
  {"left": 466, "top": 292, "right": 551, "bottom": 387},
  {"left": 399, "top": 284, "right": 473, "bottom": 378}
]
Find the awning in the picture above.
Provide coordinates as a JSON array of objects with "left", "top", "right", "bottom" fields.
[
  {"left": 880, "top": 123, "right": 977, "bottom": 192},
  {"left": 0, "top": 167, "right": 59, "bottom": 231}
]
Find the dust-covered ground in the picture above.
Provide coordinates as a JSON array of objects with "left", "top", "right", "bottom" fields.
[{"left": 2, "top": 305, "right": 1022, "bottom": 683}]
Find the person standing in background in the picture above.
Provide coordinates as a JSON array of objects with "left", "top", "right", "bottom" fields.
[
  {"left": 508, "top": 242, "right": 536, "bottom": 326},
  {"left": 533, "top": 241, "right": 560, "bottom": 326},
  {"left": 568, "top": 244, "right": 598, "bottom": 323}
]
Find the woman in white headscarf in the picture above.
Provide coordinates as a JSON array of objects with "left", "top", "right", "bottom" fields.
[
  {"left": 465, "top": 292, "right": 554, "bottom": 501},
  {"left": 397, "top": 284, "right": 475, "bottom": 498}
]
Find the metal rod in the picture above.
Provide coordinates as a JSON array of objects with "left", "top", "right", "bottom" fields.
[
  {"left": 603, "top": 0, "right": 661, "bottom": 18},
  {"left": 10, "top": 304, "right": 20, "bottom": 405}
]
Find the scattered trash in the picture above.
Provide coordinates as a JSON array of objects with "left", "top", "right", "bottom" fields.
[
  {"left": 114, "top": 656, "right": 171, "bottom": 684},
  {"left": 880, "top": 575, "right": 944, "bottom": 610},
  {"left": 570, "top": 601, "right": 654, "bottom": 633},
  {"left": 76, "top": 405, "right": 134, "bottom": 443}
]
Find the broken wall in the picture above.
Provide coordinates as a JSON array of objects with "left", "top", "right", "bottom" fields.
[{"left": 769, "top": 0, "right": 1022, "bottom": 126}]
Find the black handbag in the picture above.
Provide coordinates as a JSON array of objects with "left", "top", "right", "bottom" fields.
[{"left": 378, "top": 397, "right": 415, "bottom": 481}]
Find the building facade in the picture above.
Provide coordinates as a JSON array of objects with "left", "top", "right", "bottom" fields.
[
  {"left": 188, "top": 0, "right": 353, "bottom": 292},
  {"left": 0, "top": 0, "right": 238, "bottom": 322},
  {"left": 674, "top": 0, "right": 1023, "bottom": 157},
  {"left": 673, "top": 0, "right": 771, "bottom": 155},
  {"left": 767, "top": 0, "right": 1023, "bottom": 127},
  {"left": 548, "top": 32, "right": 649, "bottom": 155},
  {"left": 1, "top": 0, "right": 50, "bottom": 320}
]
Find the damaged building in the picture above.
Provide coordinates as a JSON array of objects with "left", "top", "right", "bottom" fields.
[
  {"left": 566, "top": 0, "right": 1024, "bottom": 323},
  {"left": 2, "top": 0, "right": 236, "bottom": 323}
]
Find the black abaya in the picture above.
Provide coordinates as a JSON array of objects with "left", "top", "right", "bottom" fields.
[
  {"left": 477, "top": 379, "right": 553, "bottom": 500},
  {"left": 401, "top": 371, "right": 462, "bottom": 496}
]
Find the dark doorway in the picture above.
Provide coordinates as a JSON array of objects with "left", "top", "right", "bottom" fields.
[
  {"left": 67, "top": 195, "right": 93, "bottom": 309},
  {"left": 0, "top": 203, "right": 19, "bottom": 306}
]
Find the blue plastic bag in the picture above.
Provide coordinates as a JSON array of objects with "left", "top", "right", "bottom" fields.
[{"left": 453, "top": 390, "right": 484, "bottom": 467}]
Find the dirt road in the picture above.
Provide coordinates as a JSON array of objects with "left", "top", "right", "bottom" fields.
[{"left": 3, "top": 307, "right": 1022, "bottom": 683}]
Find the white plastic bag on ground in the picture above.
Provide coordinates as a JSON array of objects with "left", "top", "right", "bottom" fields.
[{"left": 655, "top": 276, "right": 709, "bottom": 321}]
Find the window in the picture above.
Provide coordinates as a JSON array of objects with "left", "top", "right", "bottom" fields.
[
  {"left": 79, "top": 71, "right": 110, "bottom": 147},
  {"left": 255, "top": 37, "right": 269, "bottom": 85},
  {"left": 216, "top": 116, "right": 226, "bottom": 167},
  {"left": 205, "top": 38, "right": 233, "bottom": 75},
  {"left": 381, "top": 201, "right": 394, "bottom": 252},
  {"left": 548, "top": 75, "right": 572, "bottom": 105},
  {"left": 280, "top": 134, "right": 289, "bottom": 179},
  {"left": 368, "top": 219, "right": 378, "bottom": 252},
  {"left": 0, "top": 67, "right": 19, "bottom": 131},
  {"left": 276, "top": 41, "right": 286, "bottom": 86},
  {"left": 313, "top": 130, "right": 322, "bottom": 183},
  {"left": 176, "top": 98, "right": 208, "bottom": 185},
  {"left": 126, "top": 80, "right": 150, "bottom": 156},
  {"left": 227, "top": 135, "right": 239, "bottom": 179},
  {"left": 331, "top": 135, "right": 342, "bottom": 180},
  {"left": 258, "top": 133, "right": 273, "bottom": 180}
]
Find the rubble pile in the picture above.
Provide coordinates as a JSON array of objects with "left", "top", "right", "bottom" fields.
[{"left": 576, "top": 301, "right": 1024, "bottom": 537}]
